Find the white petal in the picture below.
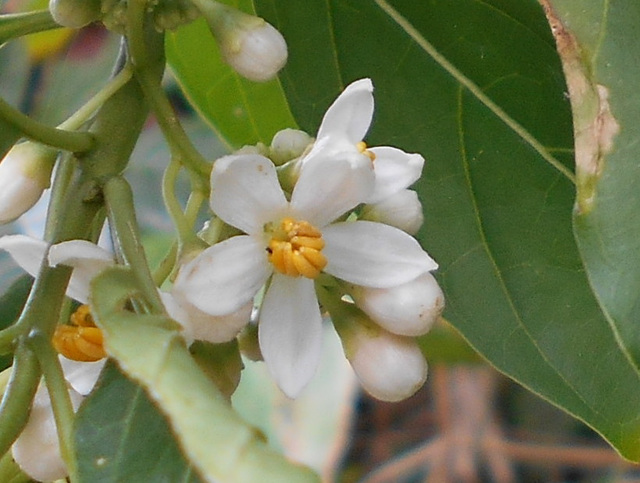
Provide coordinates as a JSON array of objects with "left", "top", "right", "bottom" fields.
[
  {"left": 210, "top": 154, "right": 288, "bottom": 234},
  {"left": 12, "top": 384, "right": 83, "bottom": 482},
  {"left": 291, "top": 149, "right": 375, "bottom": 227},
  {"left": 258, "top": 274, "right": 323, "bottom": 398},
  {"left": 361, "top": 189, "right": 424, "bottom": 235},
  {"left": 316, "top": 79, "right": 374, "bottom": 145},
  {"left": 163, "top": 290, "right": 252, "bottom": 344},
  {"left": 351, "top": 273, "right": 444, "bottom": 336},
  {"left": 48, "top": 240, "right": 114, "bottom": 304},
  {"left": 59, "top": 355, "right": 105, "bottom": 396},
  {"left": 348, "top": 327, "right": 427, "bottom": 402},
  {"left": 323, "top": 221, "right": 438, "bottom": 288},
  {"left": 367, "top": 147, "right": 424, "bottom": 204},
  {"left": 0, "top": 234, "right": 48, "bottom": 278},
  {"left": 174, "top": 236, "right": 271, "bottom": 316}
]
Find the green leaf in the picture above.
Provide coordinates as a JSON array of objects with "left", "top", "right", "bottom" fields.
[
  {"left": 75, "top": 362, "right": 203, "bottom": 483},
  {"left": 255, "top": 0, "right": 640, "bottom": 460},
  {"left": 165, "top": 0, "right": 296, "bottom": 149},
  {"left": 543, "top": 4, "right": 640, "bottom": 371},
  {"left": 90, "top": 266, "right": 319, "bottom": 483}
]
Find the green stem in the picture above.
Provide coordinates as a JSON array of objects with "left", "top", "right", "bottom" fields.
[
  {"left": 27, "top": 334, "right": 78, "bottom": 482},
  {"left": 152, "top": 241, "right": 177, "bottom": 287},
  {"left": 0, "top": 344, "right": 40, "bottom": 460},
  {"left": 44, "top": 151, "right": 76, "bottom": 242},
  {"left": 0, "top": 97, "right": 94, "bottom": 153},
  {"left": 0, "top": 449, "right": 30, "bottom": 483},
  {"left": 126, "top": 0, "right": 211, "bottom": 185},
  {"left": 58, "top": 65, "right": 134, "bottom": 132},
  {"left": 0, "top": 10, "right": 59, "bottom": 46},
  {"left": 104, "top": 176, "right": 166, "bottom": 315}
]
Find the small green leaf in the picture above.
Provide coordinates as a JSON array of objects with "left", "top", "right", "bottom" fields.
[
  {"left": 75, "top": 362, "right": 203, "bottom": 482},
  {"left": 166, "top": 1, "right": 296, "bottom": 149},
  {"left": 256, "top": 0, "right": 640, "bottom": 460},
  {"left": 90, "top": 266, "right": 319, "bottom": 483}
]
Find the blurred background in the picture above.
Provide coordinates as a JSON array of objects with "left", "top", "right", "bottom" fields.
[{"left": 1, "top": 2, "right": 640, "bottom": 481}]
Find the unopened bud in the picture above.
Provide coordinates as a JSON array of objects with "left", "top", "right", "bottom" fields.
[
  {"left": 49, "top": 0, "right": 101, "bottom": 28},
  {"left": 350, "top": 272, "right": 444, "bottom": 336},
  {"left": 196, "top": 0, "right": 287, "bottom": 81},
  {"left": 269, "top": 129, "right": 313, "bottom": 165},
  {"left": 336, "top": 314, "right": 427, "bottom": 402},
  {"left": 0, "top": 142, "right": 56, "bottom": 224},
  {"left": 361, "top": 189, "right": 424, "bottom": 235}
]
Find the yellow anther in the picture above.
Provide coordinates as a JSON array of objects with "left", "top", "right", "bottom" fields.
[
  {"left": 70, "top": 304, "right": 94, "bottom": 327},
  {"left": 356, "top": 141, "right": 376, "bottom": 162},
  {"left": 53, "top": 305, "right": 106, "bottom": 362},
  {"left": 266, "top": 217, "right": 327, "bottom": 278}
]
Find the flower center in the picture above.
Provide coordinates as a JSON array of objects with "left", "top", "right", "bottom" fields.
[
  {"left": 356, "top": 141, "right": 376, "bottom": 162},
  {"left": 266, "top": 217, "right": 327, "bottom": 278},
  {"left": 52, "top": 305, "right": 106, "bottom": 362}
]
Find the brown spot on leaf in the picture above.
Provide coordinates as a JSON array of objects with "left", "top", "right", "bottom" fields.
[{"left": 540, "top": 0, "right": 620, "bottom": 214}]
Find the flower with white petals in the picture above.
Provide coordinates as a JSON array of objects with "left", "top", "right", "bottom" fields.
[
  {"left": 299, "top": 78, "right": 426, "bottom": 234},
  {"left": 174, "top": 148, "right": 437, "bottom": 398},
  {"left": 12, "top": 356, "right": 105, "bottom": 482},
  {"left": 0, "top": 235, "right": 246, "bottom": 345}
]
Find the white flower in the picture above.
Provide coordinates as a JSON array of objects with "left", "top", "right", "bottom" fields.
[
  {"left": 175, "top": 150, "right": 436, "bottom": 398},
  {"left": 350, "top": 272, "right": 444, "bottom": 337},
  {"left": 302, "top": 79, "right": 426, "bottom": 232},
  {"left": 12, "top": 356, "right": 105, "bottom": 482},
  {"left": 0, "top": 235, "right": 243, "bottom": 345},
  {"left": 0, "top": 142, "right": 57, "bottom": 225}
]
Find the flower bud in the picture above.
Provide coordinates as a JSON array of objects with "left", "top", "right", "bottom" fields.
[
  {"left": 361, "top": 189, "right": 424, "bottom": 235},
  {"left": 49, "top": 0, "right": 102, "bottom": 28},
  {"left": 336, "top": 314, "right": 427, "bottom": 402},
  {"left": 350, "top": 272, "right": 444, "bottom": 337},
  {"left": 269, "top": 128, "right": 313, "bottom": 165},
  {"left": 196, "top": 0, "right": 287, "bottom": 81},
  {"left": 162, "top": 290, "right": 252, "bottom": 345},
  {"left": 0, "top": 142, "right": 57, "bottom": 224}
]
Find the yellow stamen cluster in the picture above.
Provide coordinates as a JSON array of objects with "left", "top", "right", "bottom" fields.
[
  {"left": 267, "top": 217, "right": 327, "bottom": 278},
  {"left": 52, "top": 305, "right": 106, "bottom": 362},
  {"left": 356, "top": 141, "right": 376, "bottom": 162}
]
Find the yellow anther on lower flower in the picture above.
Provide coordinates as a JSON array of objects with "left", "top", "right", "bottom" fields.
[
  {"left": 266, "top": 217, "right": 327, "bottom": 278},
  {"left": 53, "top": 305, "right": 106, "bottom": 362},
  {"left": 356, "top": 141, "right": 376, "bottom": 162}
]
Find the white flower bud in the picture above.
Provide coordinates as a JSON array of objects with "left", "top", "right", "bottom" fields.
[
  {"left": 197, "top": 1, "right": 287, "bottom": 81},
  {"left": 0, "top": 142, "right": 56, "bottom": 224},
  {"left": 351, "top": 272, "right": 444, "bottom": 337},
  {"left": 49, "top": 0, "right": 101, "bottom": 28},
  {"left": 341, "top": 318, "right": 428, "bottom": 402},
  {"left": 269, "top": 128, "right": 313, "bottom": 165},
  {"left": 12, "top": 384, "right": 83, "bottom": 482},
  {"left": 361, "top": 189, "right": 424, "bottom": 235}
]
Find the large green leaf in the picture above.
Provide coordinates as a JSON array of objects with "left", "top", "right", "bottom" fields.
[
  {"left": 542, "top": 3, "right": 640, "bottom": 370},
  {"left": 90, "top": 266, "right": 319, "bottom": 482},
  {"left": 75, "top": 362, "right": 203, "bottom": 482},
  {"left": 254, "top": 0, "right": 640, "bottom": 460},
  {"left": 165, "top": 0, "right": 296, "bottom": 150}
]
